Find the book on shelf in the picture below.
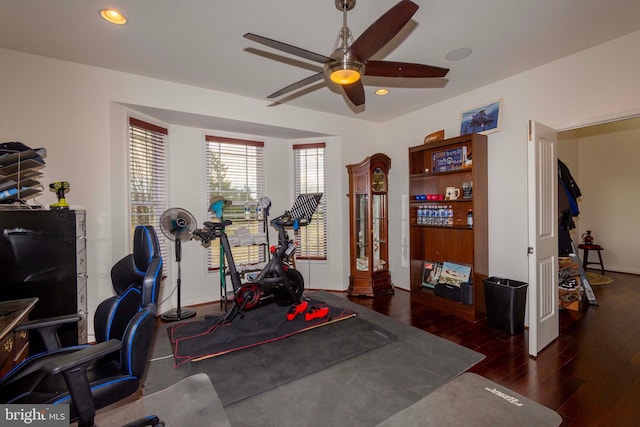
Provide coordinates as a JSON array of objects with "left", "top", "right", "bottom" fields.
[
  {"left": 431, "top": 146, "right": 467, "bottom": 172},
  {"left": 438, "top": 261, "right": 472, "bottom": 287},
  {"left": 422, "top": 261, "right": 443, "bottom": 288}
]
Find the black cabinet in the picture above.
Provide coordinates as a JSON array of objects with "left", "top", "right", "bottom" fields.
[{"left": 0, "top": 209, "right": 87, "bottom": 352}]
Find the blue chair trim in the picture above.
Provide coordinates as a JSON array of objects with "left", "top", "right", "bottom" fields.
[
  {"left": 7, "top": 391, "right": 31, "bottom": 404},
  {"left": 106, "top": 287, "right": 141, "bottom": 339},
  {"left": 150, "top": 260, "right": 162, "bottom": 306},
  {"left": 125, "top": 311, "right": 150, "bottom": 375},
  {"left": 1, "top": 345, "right": 88, "bottom": 382}
]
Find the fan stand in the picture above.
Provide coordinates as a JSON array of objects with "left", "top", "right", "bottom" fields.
[{"left": 161, "top": 238, "right": 196, "bottom": 321}]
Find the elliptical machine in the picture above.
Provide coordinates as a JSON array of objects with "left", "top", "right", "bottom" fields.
[{"left": 193, "top": 193, "right": 322, "bottom": 324}]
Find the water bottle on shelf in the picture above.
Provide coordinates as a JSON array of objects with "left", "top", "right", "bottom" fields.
[
  {"left": 244, "top": 202, "right": 251, "bottom": 220},
  {"left": 256, "top": 203, "right": 264, "bottom": 221},
  {"left": 438, "top": 205, "right": 446, "bottom": 226},
  {"left": 467, "top": 209, "right": 473, "bottom": 227},
  {"left": 447, "top": 205, "right": 454, "bottom": 227}
]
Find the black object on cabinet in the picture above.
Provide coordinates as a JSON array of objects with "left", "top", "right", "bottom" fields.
[{"left": 0, "top": 209, "right": 87, "bottom": 353}]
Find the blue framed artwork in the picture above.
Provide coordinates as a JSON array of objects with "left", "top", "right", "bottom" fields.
[{"left": 459, "top": 98, "right": 503, "bottom": 135}]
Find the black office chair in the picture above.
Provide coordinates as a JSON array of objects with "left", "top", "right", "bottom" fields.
[{"left": 0, "top": 225, "right": 163, "bottom": 427}]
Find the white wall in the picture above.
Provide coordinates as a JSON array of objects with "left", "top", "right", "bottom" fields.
[{"left": 382, "top": 30, "right": 640, "bottom": 289}]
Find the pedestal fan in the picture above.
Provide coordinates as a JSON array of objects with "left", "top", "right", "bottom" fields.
[{"left": 159, "top": 207, "right": 197, "bottom": 321}]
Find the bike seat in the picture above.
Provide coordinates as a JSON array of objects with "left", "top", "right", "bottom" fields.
[{"left": 203, "top": 220, "right": 232, "bottom": 230}]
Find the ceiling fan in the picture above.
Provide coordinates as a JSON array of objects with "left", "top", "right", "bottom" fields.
[{"left": 244, "top": 0, "right": 449, "bottom": 107}]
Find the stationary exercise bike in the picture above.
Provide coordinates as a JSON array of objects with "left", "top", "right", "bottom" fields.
[{"left": 192, "top": 193, "right": 322, "bottom": 323}]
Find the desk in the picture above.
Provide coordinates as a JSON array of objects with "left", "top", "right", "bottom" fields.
[{"left": 0, "top": 297, "right": 38, "bottom": 377}]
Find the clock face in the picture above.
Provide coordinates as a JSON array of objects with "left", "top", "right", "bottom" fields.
[{"left": 372, "top": 168, "right": 386, "bottom": 192}]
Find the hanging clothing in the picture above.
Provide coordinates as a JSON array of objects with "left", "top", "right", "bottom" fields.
[
  {"left": 558, "top": 159, "right": 581, "bottom": 223},
  {"left": 557, "top": 159, "right": 582, "bottom": 256},
  {"left": 558, "top": 159, "right": 581, "bottom": 213}
]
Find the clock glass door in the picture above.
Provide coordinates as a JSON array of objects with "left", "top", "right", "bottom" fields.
[
  {"left": 372, "top": 193, "right": 387, "bottom": 272},
  {"left": 356, "top": 193, "right": 369, "bottom": 271}
]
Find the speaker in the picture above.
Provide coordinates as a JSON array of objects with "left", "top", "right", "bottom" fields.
[{"left": 461, "top": 282, "right": 473, "bottom": 305}]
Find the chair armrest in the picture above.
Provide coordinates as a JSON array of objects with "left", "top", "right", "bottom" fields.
[
  {"left": 39, "top": 339, "right": 122, "bottom": 427},
  {"left": 15, "top": 314, "right": 82, "bottom": 352},
  {"left": 41, "top": 339, "right": 122, "bottom": 376},
  {"left": 15, "top": 314, "right": 81, "bottom": 332}
]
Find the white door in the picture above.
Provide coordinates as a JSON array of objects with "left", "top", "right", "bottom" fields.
[{"left": 527, "top": 120, "right": 559, "bottom": 357}]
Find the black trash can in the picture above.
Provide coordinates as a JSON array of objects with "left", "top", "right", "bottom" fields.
[{"left": 483, "top": 277, "right": 528, "bottom": 335}]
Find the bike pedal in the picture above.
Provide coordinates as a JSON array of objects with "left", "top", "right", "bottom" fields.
[
  {"left": 286, "top": 300, "right": 309, "bottom": 321},
  {"left": 305, "top": 305, "right": 329, "bottom": 321}
]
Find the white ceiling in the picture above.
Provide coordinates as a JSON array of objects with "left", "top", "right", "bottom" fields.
[{"left": 2, "top": 0, "right": 640, "bottom": 128}]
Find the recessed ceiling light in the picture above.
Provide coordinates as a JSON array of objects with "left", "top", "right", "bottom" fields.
[
  {"left": 446, "top": 47, "right": 472, "bottom": 61},
  {"left": 375, "top": 89, "right": 390, "bottom": 96},
  {"left": 100, "top": 9, "right": 127, "bottom": 25}
]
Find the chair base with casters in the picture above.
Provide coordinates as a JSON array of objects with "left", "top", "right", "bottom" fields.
[{"left": 0, "top": 225, "right": 163, "bottom": 427}]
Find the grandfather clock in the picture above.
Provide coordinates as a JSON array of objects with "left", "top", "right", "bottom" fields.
[{"left": 346, "top": 153, "right": 394, "bottom": 297}]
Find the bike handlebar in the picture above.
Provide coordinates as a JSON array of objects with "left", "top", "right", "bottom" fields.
[{"left": 270, "top": 212, "right": 310, "bottom": 229}]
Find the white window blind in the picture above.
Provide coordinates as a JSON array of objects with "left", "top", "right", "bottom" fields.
[
  {"left": 128, "top": 117, "right": 169, "bottom": 264},
  {"left": 293, "top": 143, "right": 327, "bottom": 260},
  {"left": 205, "top": 135, "right": 265, "bottom": 270}
]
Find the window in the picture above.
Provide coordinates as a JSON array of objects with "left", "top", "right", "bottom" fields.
[
  {"left": 205, "top": 135, "right": 265, "bottom": 270},
  {"left": 128, "top": 117, "right": 169, "bottom": 262},
  {"left": 293, "top": 143, "right": 327, "bottom": 260}
]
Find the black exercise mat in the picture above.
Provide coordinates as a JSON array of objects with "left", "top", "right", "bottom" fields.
[
  {"left": 146, "top": 307, "right": 396, "bottom": 406},
  {"left": 168, "top": 298, "right": 358, "bottom": 366}
]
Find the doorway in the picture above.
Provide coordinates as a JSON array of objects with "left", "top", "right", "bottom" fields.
[
  {"left": 528, "top": 116, "right": 640, "bottom": 356},
  {"left": 558, "top": 116, "right": 640, "bottom": 275}
]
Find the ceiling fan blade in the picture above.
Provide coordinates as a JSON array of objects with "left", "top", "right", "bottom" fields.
[
  {"left": 267, "top": 72, "right": 326, "bottom": 99},
  {"left": 342, "top": 80, "right": 365, "bottom": 106},
  {"left": 347, "top": 0, "right": 419, "bottom": 62},
  {"left": 365, "top": 61, "right": 449, "bottom": 78},
  {"left": 244, "top": 33, "right": 332, "bottom": 64}
]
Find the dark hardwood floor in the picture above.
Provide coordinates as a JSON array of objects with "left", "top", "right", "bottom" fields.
[
  {"left": 340, "top": 270, "right": 640, "bottom": 427},
  {"left": 184, "top": 270, "right": 639, "bottom": 426}
]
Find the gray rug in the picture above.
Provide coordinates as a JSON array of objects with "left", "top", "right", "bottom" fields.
[
  {"left": 377, "top": 372, "right": 562, "bottom": 426},
  {"left": 144, "top": 291, "right": 485, "bottom": 426},
  {"left": 94, "top": 374, "right": 231, "bottom": 427},
  {"left": 145, "top": 302, "right": 397, "bottom": 406}
]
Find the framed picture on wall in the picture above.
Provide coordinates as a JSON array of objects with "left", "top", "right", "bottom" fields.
[{"left": 459, "top": 98, "right": 503, "bottom": 136}]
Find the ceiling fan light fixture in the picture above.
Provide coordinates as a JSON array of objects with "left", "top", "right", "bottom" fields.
[
  {"left": 327, "top": 61, "right": 364, "bottom": 85},
  {"left": 375, "top": 89, "right": 390, "bottom": 96}
]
